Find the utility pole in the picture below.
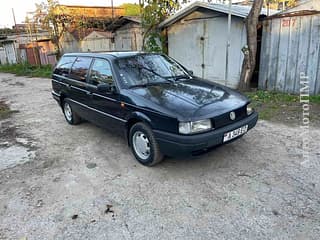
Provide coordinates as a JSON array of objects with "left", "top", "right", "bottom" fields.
[
  {"left": 12, "top": 8, "right": 20, "bottom": 40},
  {"left": 12, "top": 8, "right": 20, "bottom": 62},
  {"left": 12, "top": 8, "right": 17, "bottom": 30},
  {"left": 225, "top": 0, "right": 232, "bottom": 86},
  {"left": 111, "top": 0, "right": 114, "bottom": 20}
]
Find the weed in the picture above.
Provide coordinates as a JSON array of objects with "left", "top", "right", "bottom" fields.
[
  {"left": 244, "top": 90, "right": 320, "bottom": 124},
  {"left": 0, "top": 63, "right": 52, "bottom": 78},
  {"left": 0, "top": 101, "right": 16, "bottom": 119}
]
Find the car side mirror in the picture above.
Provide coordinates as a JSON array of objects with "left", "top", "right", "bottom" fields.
[
  {"left": 97, "top": 83, "right": 115, "bottom": 93},
  {"left": 187, "top": 70, "right": 194, "bottom": 76}
]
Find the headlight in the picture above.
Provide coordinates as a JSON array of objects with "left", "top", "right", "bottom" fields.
[
  {"left": 247, "top": 103, "right": 254, "bottom": 115},
  {"left": 179, "top": 119, "right": 212, "bottom": 134}
]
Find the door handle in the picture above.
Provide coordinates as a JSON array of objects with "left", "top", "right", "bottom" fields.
[{"left": 86, "top": 91, "right": 93, "bottom": 96}]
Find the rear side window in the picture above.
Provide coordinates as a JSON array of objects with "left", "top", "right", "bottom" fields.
[
  {"left": 54, "top": 56, "right": 76, "bottom": 75},
  {"left": 70, "top": 57, "right": 92, "bottom": 82}
]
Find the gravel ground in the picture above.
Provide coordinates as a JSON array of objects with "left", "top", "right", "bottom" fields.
[{"left": 0, "top": 73, "right": 319, "bottom": 240}]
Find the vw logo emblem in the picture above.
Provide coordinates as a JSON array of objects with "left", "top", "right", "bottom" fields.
[{"left": 230, "top": 111, "right": 236, "bottom": 120}]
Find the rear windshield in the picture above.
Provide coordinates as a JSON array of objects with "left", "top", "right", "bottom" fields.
[{"left": 54, "top": 56, "right": 76, "bottom": 75}]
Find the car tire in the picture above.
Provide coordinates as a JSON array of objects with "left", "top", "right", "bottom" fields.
[
  {"left": 129, "top": 122, "right": 164, "bottom": 166},
  {"left": 63, "top": 100, "right": 81, "bottom": 125}
]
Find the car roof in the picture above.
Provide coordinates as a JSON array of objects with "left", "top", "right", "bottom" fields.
[{"left": 62, "top": 51, "right": 151, "bottom": 59}]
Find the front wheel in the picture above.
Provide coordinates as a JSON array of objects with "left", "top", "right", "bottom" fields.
[{"left": 129, "top": 122, "right": 164, "bottom": 166}]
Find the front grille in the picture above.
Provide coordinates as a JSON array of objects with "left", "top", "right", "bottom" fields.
[{"left": 213, "top": 106, "right": 247, "bottom": 129}]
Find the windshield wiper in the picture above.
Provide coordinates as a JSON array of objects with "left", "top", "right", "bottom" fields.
[
  {"left": 166, "top": 74, "right": 191, "bottom": 81},
  {"left": 136, "top": 65, "right": 174, "bottom": 83}
]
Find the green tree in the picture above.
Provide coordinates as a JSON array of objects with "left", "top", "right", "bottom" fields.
[
  {"left": 140, "top": 0, "right": 180, "bottom": 53},
  {"left": 120, "top": 3, "right": 141, "bottom": 16},
  {"left": 33, "top": 0, "right": 74, "bottom": 58}
]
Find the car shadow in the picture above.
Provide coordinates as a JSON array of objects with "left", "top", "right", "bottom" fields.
[{"left": 77, "top": 121, "right": 254, "bottom": 176}]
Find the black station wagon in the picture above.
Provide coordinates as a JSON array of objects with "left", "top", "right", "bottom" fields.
[{"left": 52, "top": 52, "right": 258, "bottom": 166}]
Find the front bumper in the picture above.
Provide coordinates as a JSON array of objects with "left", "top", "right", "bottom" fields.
[{"left": 154, "top": 112, "right": 258, "bottom": 157}]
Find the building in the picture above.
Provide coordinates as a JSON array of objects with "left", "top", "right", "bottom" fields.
[
  {"left": 6, "top": 32, "right": 51, "bottom": 45},
  {"left": 81, "top": 30, "right": 114, "bottom": 52},
  {"left": 60, "top": 29, "right": 115, "bottom": 53},
  {"left": 108, "top": 16, "right": 143, "bottom": 51},
  {"left": 59, "top": 29, "right": 94, "bottom": 53},
  {"left": 159, "top": 2, "right": 276, "bottom": 88},
  {"left": 54, "top": 5, "right": 124, "bottom": 19},
  {"left": 258, "top": 0, "right": 320, "bottom": 95},
  {"left": 56, "top": 5, "right": 126, "bottom": 53}
]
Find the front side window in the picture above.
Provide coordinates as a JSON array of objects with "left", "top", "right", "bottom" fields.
[
  {"left": 54, "top": 56, "right": 76, "bottom": 75},
  {"left": 70, "top": 57, "right": 92, "bottom": 82},
  {"left": 89, "top": 59, "right": 113, "bottom": 85},
  {"left": 115, "top": 54, "right": 190, "bottom": 88}
]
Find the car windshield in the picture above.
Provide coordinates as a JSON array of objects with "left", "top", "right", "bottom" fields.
[{"left": 115, "top": 54, "right": 191, "bottom": 88}]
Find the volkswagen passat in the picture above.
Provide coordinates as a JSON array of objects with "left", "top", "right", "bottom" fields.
[{"left": 51, "top": 52, "right": 258, "bottom": 166}]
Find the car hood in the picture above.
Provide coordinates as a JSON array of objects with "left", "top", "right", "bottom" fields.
[{"left": 128, "top": 78, "right": 249, "bottom": 121}]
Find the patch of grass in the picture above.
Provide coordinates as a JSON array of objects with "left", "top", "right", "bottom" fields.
[
  {"left": 310, "top": 95, "right": 320, "bottom": 104},
  {"left": 0, "top": 63, "right": 52, "bottom": 78},
  {"left": 245, "top": 90, "right": 320, "bottom": 105},
  {"left": 0, "top": 101, "right": 14, "bottom": 119},
  {"left": 244, "top": 90, "right": 320, "bottom": 124},
  {"left": 245, "top": 91, "right": 297, "bottom": 104}
]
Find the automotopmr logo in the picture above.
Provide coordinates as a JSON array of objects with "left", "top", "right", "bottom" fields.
[{"left": 299, "top": 72, "right": 310, "bottom": 165}]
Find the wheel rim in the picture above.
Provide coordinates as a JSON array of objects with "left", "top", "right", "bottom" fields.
[
  {"left": 132, "top": 131, "right": 151, "bottom": 160},
  {"left": 64, "top": 102, "right": 72, "bottom": 122}
]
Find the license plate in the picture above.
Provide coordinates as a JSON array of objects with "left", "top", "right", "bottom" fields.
[{"left": 223, "top": 125, "right": 248, "bottom": 142}]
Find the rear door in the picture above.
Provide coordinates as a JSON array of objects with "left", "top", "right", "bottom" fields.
[
  {"left": 66, "top": 56, "right": 93, "bottom": 118},
  {"left": 86, "top": 58, "right": 126, "bottom": 133},
  {"left": 52, "top": 56, "right": 77, "bottom": 102}
]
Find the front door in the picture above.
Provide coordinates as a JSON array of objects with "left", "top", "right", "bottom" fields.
[{"left": 86, "top": 58, "right": 125, "bottom": 133}]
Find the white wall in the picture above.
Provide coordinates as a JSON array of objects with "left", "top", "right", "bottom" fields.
[
  {"left": 81, "top": 32, "right": 114, "bottom": 52},
  {"left": 167, "top": 10, "right": 246, "bottom": 88}
]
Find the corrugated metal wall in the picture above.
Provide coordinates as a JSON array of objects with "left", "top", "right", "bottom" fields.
[
  {"left": 0, "top": 48, "right": 7, "bottom": 64},
  {"left": 259, "top": 13, "right": 320, "bottom": 95},
  {"left": 167, "top": 10, "right": 246, "bottom": 89},
  {"left": 38, "top": 41, "right": 57, "bottom": 66},
  {"left": 4, "top": 43, "right": 17, "bottom": 64},
  {"left": 18, "top": 48, "right": 27, "bottom": 63}
]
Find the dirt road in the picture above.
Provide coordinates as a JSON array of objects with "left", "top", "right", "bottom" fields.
[{"left": 0, "top": 73, "right": 319, "bottom": 240}]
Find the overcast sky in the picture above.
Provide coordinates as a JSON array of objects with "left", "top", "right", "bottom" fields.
[{"left": 0, "top": 0, "right": 140, "bottom": 28}]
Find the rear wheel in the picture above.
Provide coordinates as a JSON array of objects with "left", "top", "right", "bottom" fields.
[
  {"left": 129, "top": 122, "right": 163, "bottom": 166},
  {"left": 63, "top": 100, "right": 81, "bottom": 125}
]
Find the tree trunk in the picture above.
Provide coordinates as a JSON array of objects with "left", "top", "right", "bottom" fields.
[
  {"left": 239, "top": 0, "right": 264, "bottom": 91},
  {"left": 52, "top": 22, "right": 62, "bottom": 59},
  {"left": 142, "top": 25, "right": 154, "bottom": 51}
]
